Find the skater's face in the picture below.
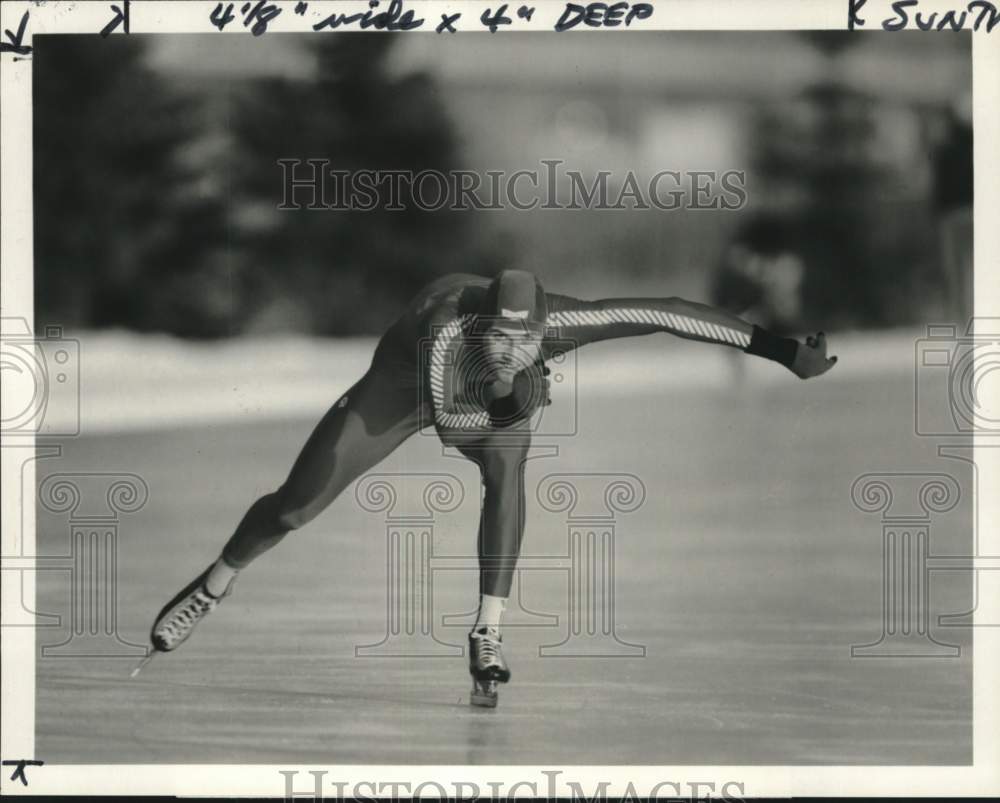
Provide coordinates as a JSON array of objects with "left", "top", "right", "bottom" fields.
[{"left": 481, "top": 323, "right": 542, "bottom": 383}]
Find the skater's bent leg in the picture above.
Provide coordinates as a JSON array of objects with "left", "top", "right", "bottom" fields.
[{"left": 218, "top": 370, "right": 419, "bottom": 572}]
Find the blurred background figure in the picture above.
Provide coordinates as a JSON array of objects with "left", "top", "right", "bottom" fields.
[
  {"left": 930, "top": 91, "right": 974, "bottom": 324},
  {"left": 710, "top": 215, "right": 804, "bottom": 336},
  {"left": 710, "top": 215, "right": 804, "bottom": 382}
]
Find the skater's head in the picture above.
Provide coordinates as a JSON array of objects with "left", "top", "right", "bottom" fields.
[
  {"left": 480, "top": 270, "right": 548, "bottom": 330},
  {"left": 477, "top": 270, "right": 547, "bottom": 383}
]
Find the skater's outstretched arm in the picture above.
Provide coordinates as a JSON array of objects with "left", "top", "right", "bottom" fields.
[{"left": 543, "top": 293, "right": 837, "bottom": 379}]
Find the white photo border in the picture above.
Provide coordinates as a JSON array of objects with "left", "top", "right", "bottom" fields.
[{"left": 1, "top": 0, "right": 998, "bottom": 797}]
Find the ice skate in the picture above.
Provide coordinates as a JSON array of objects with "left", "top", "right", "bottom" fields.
[
  {"left": 468, "top": 626, "right": 510, "bottom": 708},
  {"left": 131, "top": 564, "right": 236, "bottom": 676}
]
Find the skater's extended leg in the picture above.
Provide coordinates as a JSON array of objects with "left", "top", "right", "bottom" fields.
[
  {"left": 220, "top": 368, "right": 421, "bottom": 570},
  {"left": 144, "top": 366, "right": 420, "bottom": 657}
]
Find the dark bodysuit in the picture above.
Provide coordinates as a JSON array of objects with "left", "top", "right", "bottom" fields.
[{"left": 222, "top": 273, "right": 753, "bottom": 596}]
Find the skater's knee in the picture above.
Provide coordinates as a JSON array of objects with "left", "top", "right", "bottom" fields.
[
  {"left": 274, "top": 496, "right": 314, "bottom": 532},
  {"left": 268, "top": 487, "right": 316, "bottom": 532},
  {"left": 483, "top": 441, "right": 529, "bottom": 477},
  {"left": 275, "top": 506, "right": 310, "bottom": 532}
]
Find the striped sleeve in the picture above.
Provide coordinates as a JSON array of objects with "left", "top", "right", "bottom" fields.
[
  {"left": 543, "top": 294, "right": 753, "bottom": 353},
  {"left": 428, "top": 314, "right": 493, "bottom": 430}
]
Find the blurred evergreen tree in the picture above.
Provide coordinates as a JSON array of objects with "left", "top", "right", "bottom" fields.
[
  {"left": 34, "top": 35, "right": 497, "bottom": 337},
  {"left": 227, "top": 35, "right": 497, "bottom": 336},
  {"left": 34, "top": 35, "right": 230, "bottom": 336}
]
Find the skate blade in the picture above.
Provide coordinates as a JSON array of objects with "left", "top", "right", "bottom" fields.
[
  {"left": 470, "top": 680, "right": 498, "bottom": 708},
  {"left": 129, "top": 651, "right": 157, "bottom": 678}
]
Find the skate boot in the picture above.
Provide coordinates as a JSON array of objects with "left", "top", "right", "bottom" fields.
[
  {"left": 468, "top": 626, "right": 510, "bottom": 708},
  {"left": 131, "top": 564, "right": 236, "bottom": 676}
]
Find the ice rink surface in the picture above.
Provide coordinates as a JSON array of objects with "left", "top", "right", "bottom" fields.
[{"left": 32, "top": 333, "right": 974, "bottom": 764}]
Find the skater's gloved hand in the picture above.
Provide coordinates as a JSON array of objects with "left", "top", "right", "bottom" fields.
[
  {"left": 486, "top": 364, "right": 551, "bottom": 427},
  {"left": 790, "top": 332, "right": 838, "bottom": 379}
]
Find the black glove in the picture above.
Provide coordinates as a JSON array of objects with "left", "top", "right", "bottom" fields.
[
  {"left": 746, "top": 325, "right": 838, "bottom": 380},
  {"left": 790, "top": 332, "right": 838, "bottom": 379},
  {"left": 486, "top": 364, "right": 552, "bottom": 427}
]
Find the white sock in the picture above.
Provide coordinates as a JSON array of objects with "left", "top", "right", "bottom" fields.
[
  {"left": 473, "top": 594, "right": 507, "bottom": 634},
  {"left": 205, "top": 557, "right": 239, "bottom": 597}
]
